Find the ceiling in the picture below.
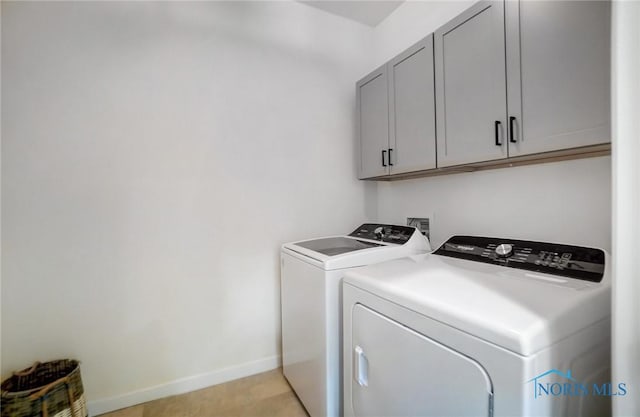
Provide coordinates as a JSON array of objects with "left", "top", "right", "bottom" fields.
[{"left": 299, "top": 1, "right": 405, "bottom": 27}]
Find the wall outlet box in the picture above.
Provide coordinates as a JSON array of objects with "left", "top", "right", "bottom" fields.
[{"left": 407, "top": 217, "right": 430, "bottom": 241}]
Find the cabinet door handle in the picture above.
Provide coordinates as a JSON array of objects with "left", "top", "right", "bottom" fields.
[
  {"left": 509, "top": 116, "right": 517, "bottom": 143},
  {"left": 495, "top": 121, "right": 502, "bottom": 146},
  {"left": 388, "top": 148, "right": 394, "bottom": 166},
  {"left": 381, "top": 150, "right": 387, "bottom": 167}
]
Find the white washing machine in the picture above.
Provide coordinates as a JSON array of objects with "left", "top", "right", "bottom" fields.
[
  {"left": 343, "top": 235, "right": 612, "bottom": 417},
  {"left": 281, "top": 224, "right": 431, "bottom": 417}
]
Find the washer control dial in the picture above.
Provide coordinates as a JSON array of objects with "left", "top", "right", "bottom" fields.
[{"left": 495, "top": 243, "right": 514, "bottom": 258}]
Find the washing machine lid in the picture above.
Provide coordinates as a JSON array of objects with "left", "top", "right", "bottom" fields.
[
  {"left": 282, "top": 224, "right": 431, "bottom": 270},
  {"left": 343, "top": 235, "right": 611, "bottom": 356},
  {"left": 294, "top": 236, "right": 384, "bottom": 256}
]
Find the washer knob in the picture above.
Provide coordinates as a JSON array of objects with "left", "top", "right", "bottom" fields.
[{"left": 495, "top": 243, "right": 514, "bottom": 258}]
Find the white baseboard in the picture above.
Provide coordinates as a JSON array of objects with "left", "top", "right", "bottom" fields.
[{"left": 87, "top": 355, "right": 281, "bottom": 416}]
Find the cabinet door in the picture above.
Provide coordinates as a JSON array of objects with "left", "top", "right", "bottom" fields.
[
  {"left": 435, "top": 1, "right": 508, "bottom": 167},
  {"left": 357, "top": 66, "right": 389, "bottom": 179},
  {"left": 506, "top": 1, "right": 611, "bottom": 156},
  {"left": 350, "top": 304, "right": 493, "bottom": 417},
  {"left": 389, "top": 35, "right": 437, "bottom": 174}
]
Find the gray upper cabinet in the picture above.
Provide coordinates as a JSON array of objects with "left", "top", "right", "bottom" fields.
[
  {"left": 358, "top": 0, "right": 611, "bottom": 180},
  {"left": 357, "top": 66, "right": 389, "bottom": 179},
  {"left": 357, "top": 36, "right": 436, "bottom": 179},
  {"left": 389, "top": 35, "right": 437, "bottom": 174},
  {"left": 435, "top": 1, "right": 508, "bottom": 168},
  {"left": 505, "top": 1, "right": 611, "bottom": 156}
]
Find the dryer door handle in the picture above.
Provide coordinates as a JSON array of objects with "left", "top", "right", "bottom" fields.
[{"left": 354, "top": 345, "right": 369, "bottom": 387}]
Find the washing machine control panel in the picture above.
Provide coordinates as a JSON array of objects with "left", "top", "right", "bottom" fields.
[
  {"left": 349, "top": 223, "right": 417, "bottom": 244},
  {"left": 434, "top": 236, "right": 605, "bottom": 282}
]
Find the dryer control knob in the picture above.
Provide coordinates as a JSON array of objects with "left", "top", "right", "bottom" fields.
[{"left": 495, "top": 243, "right": 514, "bottom": 258}]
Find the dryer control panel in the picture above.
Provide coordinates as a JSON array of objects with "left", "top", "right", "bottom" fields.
[
  {"left": 434, "top": 236, "right": 605, "bottom": 282},
  {"left": 349, "top": 223, "right": 417, "bottom": 244}
]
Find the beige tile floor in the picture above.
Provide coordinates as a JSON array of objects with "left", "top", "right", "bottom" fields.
[{"left": 98, "top": 369, "right": 309, "bottom": 417}]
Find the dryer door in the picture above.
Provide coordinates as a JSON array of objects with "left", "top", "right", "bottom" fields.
[{"left": 351, "top": 304, "right": 493, "bottom": 417}]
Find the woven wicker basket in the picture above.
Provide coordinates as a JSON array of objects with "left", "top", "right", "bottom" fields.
[{"left": 1, "top": 360, "right": 87, "bottom": 417}]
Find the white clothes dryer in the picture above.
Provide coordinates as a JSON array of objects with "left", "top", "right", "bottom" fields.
[
  {"left": 281, "top": 224, "right": 431, "bottom": 417},
  {"left": 343, "top": 235, "right": 611, "bottom": 417}
]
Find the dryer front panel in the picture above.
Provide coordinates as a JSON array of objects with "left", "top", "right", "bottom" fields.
[{"left": 350, "top": 304, "right": 493, "bottom": 417}]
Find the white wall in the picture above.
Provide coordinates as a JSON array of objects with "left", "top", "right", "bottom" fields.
[
  {"left": 376, "top": 157, "right": 611, "bottom": 250},
  {"left": 1, "top": 1, "right": 372, "bottom": 413},
  {"left": 368, "top": 1, "right": 612, "bottom": 251},
  {"left": 612, "top": 1, "right": 640, "bottom": 416}
]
